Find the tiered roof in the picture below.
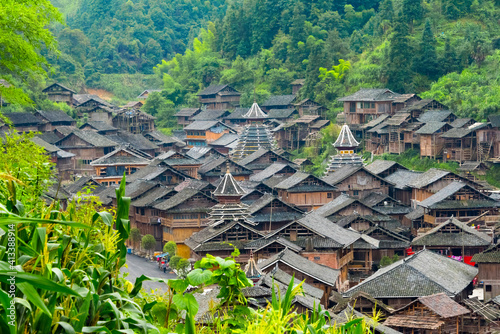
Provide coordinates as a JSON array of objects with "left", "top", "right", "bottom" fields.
[
  {"left": 231, "top": 103, "right": 277, "bottom": 160},
  {"left": 209, "top": 166, "right": 252, "bottom": 226},
  {"left": 325, "top": 124, "right": 363, "bottom": 174}
]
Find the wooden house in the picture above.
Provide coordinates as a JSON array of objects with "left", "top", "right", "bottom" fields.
[
  {"left": 31, "top": 137, "right": 76, "bottom": 181},
  {"left": 125, "top": 160, "right": 190, "bottom": 186},
  {"left": 197, "top": 84, "right": 241, "bottom": 110},
  {"left": 34, "top": 110, "right": 76, "bottom": 132},
  {"left": 384, "top": 293, "right": 470, "bottom": 334},
  {"left": 274, "top": 172, "right": 337, "bottom": 211},
  {"left": 415, "top": 121, "right": 452, "bottom": 159},
  {"left": 323, "top": 165, "right": 392, "bottom": 199},
  {"left": 361, "top": 192, "right": 412, "bottom": 221},
  {"left": 461, "top": 297, "right": 500, "bottom": 333},
  {"left": 293, "top": 98, "right": 327, "bottom": 117},
  {"left": 185, "top": 146, "right": 224, "bottom": 162},
  {"left": 79, "top": 121, "right": 118, "bottom": 135},
  {"left": 3, "top": 112, "right": 41, "bottom": 132},
  {"left": 384, "top": 112, "right": 421, "bottom": 154},
  {"left": 54, "top": 129, "right": 117, "bottom": 175},
  {"left": 411, "top": 217, "right": 491, "bottom": 259},
  {"left": 390, "top": 93, "right": 421, "bottom": 112},
  {"left": 364, "top": 160, "right": 408, "bottom": 179},
  {"left": 143, "top": 131, "right": 186, "bottom": 152},
  {"left": 363, "top": 225, "right": 410, "bottom": 264},
  {"left": 249, "top": 163, "right": 297, "bottom": 183},
  {"left": 291, "top": 79, "right": 305, "bottom": 94},
  {"left": 338, "top": 89, "right": 401, "bottom": 125},
  {"left": 123, "top": 101, "right": 144, "bottom": 110},
  {"left": 64, "top": 176, "right": 102, "bottom": 195},
  {"left": 174, "top": 107, "right": 202, "bottom": 126},
  {"left": 238, "top": 148, "right": 294, "bottom": 172},
  {"left": 74, "top": 94, "right": 112, "bottom": 110},
  {"left": 258, "top": 248, "right": 340, "bottom": 307},
  {"left": 207, "top": 133, "right": 239, "bottom": 154},
  {"left": 198, "top": 157, "right": 253, "bottom": 183},
  {"left": 457, "top": 161, "right": 490, "bottom": 182},
  {"left": 275, "top": 115, "right": 329, "bottom": 151},
  {"left": 136, "top": 89, "right": 161, "bottom": 100},
  {"left": 154, "top": 188, "right": 218, "bottom": 258},
  {"left": 413, "top": 181, "right": 498, "bottom": 233},
  {"left": 261, "top": 95, "right": 297, "bottom": 112},
  {"left": 106, "top": 131, "right": 159, "bottom": 157},
  {"left": 130, "top": 186, "right": 177, "bottom": 250},
  {"left": 384, "top": 169, "right": 422, "bottom": 206},
  {"left": 441, "top": 123, "right": 487, "bottom": 163},
  {"left": 154, "top": 150, "right": 202, "bottom": 179},
  {"left": 42, "top": 83, "right": 76, "bottom": 105},
  {"left": 246, "top": 193, "right": 304, "bottom": 232},
  {"left": 407, "top": 168, "right": 484, "bottom": 203},
  {"left": 476, "top": 115, "right": 500, "bottom": 163},
  {"left": 262, "top": 214, "right": 363, "bottom": 284},
  {"left": 401, "top": 98, "right": 448, "bottom": 119},
  {"left": 90, "top": 147, "right": 152, "bottom": 185},
  {"left": 113, "top": 109, "right": 156, "bottom": 134},
  {"left": 184, "top": 120, "right": 234, "bottom": 148},
  {"left": 343, "top": 249, "right": 478, "bottom": 309},
  {"left": 365, "top": 122, "right": 390, "bottom": 154},
  {"left": 192, "top": 109, "right": 231, "bottom": 122},
  {"left": 471, "top": 243, "right": 500, "bottom": 300}
]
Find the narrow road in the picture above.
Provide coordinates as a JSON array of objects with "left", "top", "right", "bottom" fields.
[{"left": 121, "top": 253, "right": 177, "bottom": 293}]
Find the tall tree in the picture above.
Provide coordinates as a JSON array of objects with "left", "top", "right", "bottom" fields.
[
  {"left": 402, "top": 0, "right": 422, "bottom": 32},
  {"left": 413, "top": 20, "right": 439, "bottom": 79},
  {"left": 0, "top": 0, "right": 62, "bottom": 105},
  {"left": 387, "top": 16, "right": 413, "bottom": 93}
]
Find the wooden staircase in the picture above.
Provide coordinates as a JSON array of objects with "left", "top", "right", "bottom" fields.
[{"left": 478, "top": 141, "right": 493, "bottom": 162}]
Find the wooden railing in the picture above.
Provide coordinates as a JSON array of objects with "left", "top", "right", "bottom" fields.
[{"left": 339, "top": 251, "right": 354, "bottom": 268}]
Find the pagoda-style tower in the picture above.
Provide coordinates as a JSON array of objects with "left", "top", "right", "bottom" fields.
[
  {"left": 231, "top": 103, "right": 277, "bottom": 161},
  {"left": 209, "top": 164, "right": 252, "bottom": 226},
  {"left": 325, "top": 124, "right": 363, "bottom": 174}
]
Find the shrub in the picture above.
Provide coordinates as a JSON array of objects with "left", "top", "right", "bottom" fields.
[
  {"left": 163, "top": 241, "right": 177, "bottom": 256},
  {"left": 141, "top": 234, "right": 156, "bottom": 257}
]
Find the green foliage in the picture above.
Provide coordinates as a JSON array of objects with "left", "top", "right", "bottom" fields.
[
  {"left": 169, "top": 255, "right": 182, "bottom": 270},
  {"left": 163, "top": 241, "right": 177, "bottom": 256},
  {"left": 130, "top": 227, "right": 141, "bottom": 249},
  {"left": 0, "top": 0, "right": 62, "bottom": 105},
  {"left": 370, "top": 149, "right": 460, "bottom": 173},
  {"left": 141, "top": 234, "right": 157, "bottom": 255}
]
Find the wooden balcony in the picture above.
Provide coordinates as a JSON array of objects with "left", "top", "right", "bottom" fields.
[
  {"left": 339, "top": 251, "right": 354, "bottom": 268},
  {"left": 424, "top": 214, "right": 436, "bottom": 224}
]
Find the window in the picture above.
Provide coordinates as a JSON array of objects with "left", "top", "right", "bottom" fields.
[
  {"left": 140, "top": 208, "right": 145, "bottom": 216},
  {"left": 327, "top": 193, "right": 332, "bottom": 198},
  {"left": 353, "top": 190, "right": 359, "bottom": 196},
  {"left": 486, "top": 285, "right": 492, "bottom": 292},
  {"left": 81, "top": 159, "right": 92, "bottom": 165},
  {"left": 314, "top": 256, "right": 320, "bottom": 261}
]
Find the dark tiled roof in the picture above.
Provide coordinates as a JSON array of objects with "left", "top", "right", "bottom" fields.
[
  {"left": 90, "top": 147, "right": 151, "bottom": 166},
  {"left": 213, "top": 170, "right": 246, "bottom": 197},
  {"left": 31, "top": 137, "right": 60, "bottom": 153},
  {"left": 414, "top": 121, "right": 447, "bottom": 134},
  {"left": 260, "top": 268, "right": 324, "bottom": 300},
  {"left": 223, "top": 107, "right": 248, "bottom": 120},
  {"left": 360, "top": 114, "right": 390, "bottom": 129},
  {"left": 42, "top": 82, "right": 76, "bottom": 94},
  {"left": 471, "top": 243, "right": 500, "bottom": 263},
  {"left": 131, "top": 186, "right": 176, "bottom": 207},
  {"left": 344, "top": 250, "right": 478, "bottom": 298},
  {"left": 314, "top": 194, "right": 357, "bottom": 217},
  {"left": 36, "top": 132, "right": 61, "bottom": 144},
  {"left": 186, "top": 147, "right": 215, "bottom": 160},
  {"left": 406, "top": 168, "right": 450, "bottom": 189},
  {"left": 4, "top": 112, "right": 41, "bottom": 126},
  {"left": 258, "top": 248, "right": 340, "bottom": 286},
  {"left": 36, "top": 110, "right": 75, "bottom": 123},
  {"left": 440, "top": 127, "right": 476, "bottom": 138},
  {"left": 365, "top": 160, "right": 405, "bottom": 175},
  {"left": 274, "top": 172, "right": 335, "bottom": 192},
  {"left": 411, "top": 217, "right": 491, "bottom": 247},
  {"left": 57, "top": 129, "right": 117, "bottom": 148},
  {"left": 245, "top": 236, "right": 303, "bottom": 253},
  {"left": 64, "top": 176, "right": 100, "bottom": 194},
  {"left": 174, "top": 107, "right": 201, "bottom": 117},
  {"left": 267, "top": 108, "right": 297, "bottom": 119},
  {"left": 384, "top": 169, "right": 422, "bottom": 189},
  {"left": 338, "top": 88, "right": 400, "bottom": 102},
  {"left": 488, "top": 115, "right": 500, "bottom": 128},
  {"left": 209, "top": 133, "right": 239, "bottom": 146},
  {"left": 261, "top": 95, "right": 296, "bottom": 107},
  {"left": 110, "top": 180, "right": 158, "bottom": 200},
  {"left": 237, "top": 148, "right": 269, "bottom": 166},
  {"left": 293, "top": 213, "right": 360, "bottom": 247},
  {"left": 450, "top": 118, "right": 473, "bottom": 128},
  {"left": 80, "top": 121, "right": 117, "bottom": 132},
  {"left": 415, "top": 293, "right": 470, "bottom": 318},
  {"left": 153, "top": 188, "right": 213, "bottom": 211},
  {"left": 322, "top": 165, "right": 363, "bottom": 185},
  {"left": 73, "top": 94, "right": 112, "bottom": 107},
  {"left": 184, "top": 120, "right": 221, "bottom": 130},
  {"left": 107, "top": 131, "right": 158, "bottom": 151},
  {"left": 144, "top": 131, "right": 185, "bottom": 146},
  {"left": 249, "top": 163, "right": 295, "bottom": 182},
  {"left": 197, "top": 84, "right": 236, "bottom": 96},
  {"left": 417, "top": 110, "right": 454, "bottom": 123},
  {"left": 192, "top": 109, "right": 230, "bottom": 121}
]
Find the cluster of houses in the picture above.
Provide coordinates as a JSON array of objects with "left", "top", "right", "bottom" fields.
[{"left": 3, "top": 81, "right": 500, "bottom": 333}]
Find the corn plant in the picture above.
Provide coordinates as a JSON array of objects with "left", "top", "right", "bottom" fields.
[{"left": 0, "top": 175, "right": 157, "bottom": 333}]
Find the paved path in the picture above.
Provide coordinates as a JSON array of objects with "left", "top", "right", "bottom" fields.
[{"left": 121, "top": 253, "right": 176, "bottom": 293}]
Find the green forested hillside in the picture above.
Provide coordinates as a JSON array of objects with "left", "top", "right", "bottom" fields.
[{"left": 47, "top": 0, "right": 500, "bottom": 120}]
